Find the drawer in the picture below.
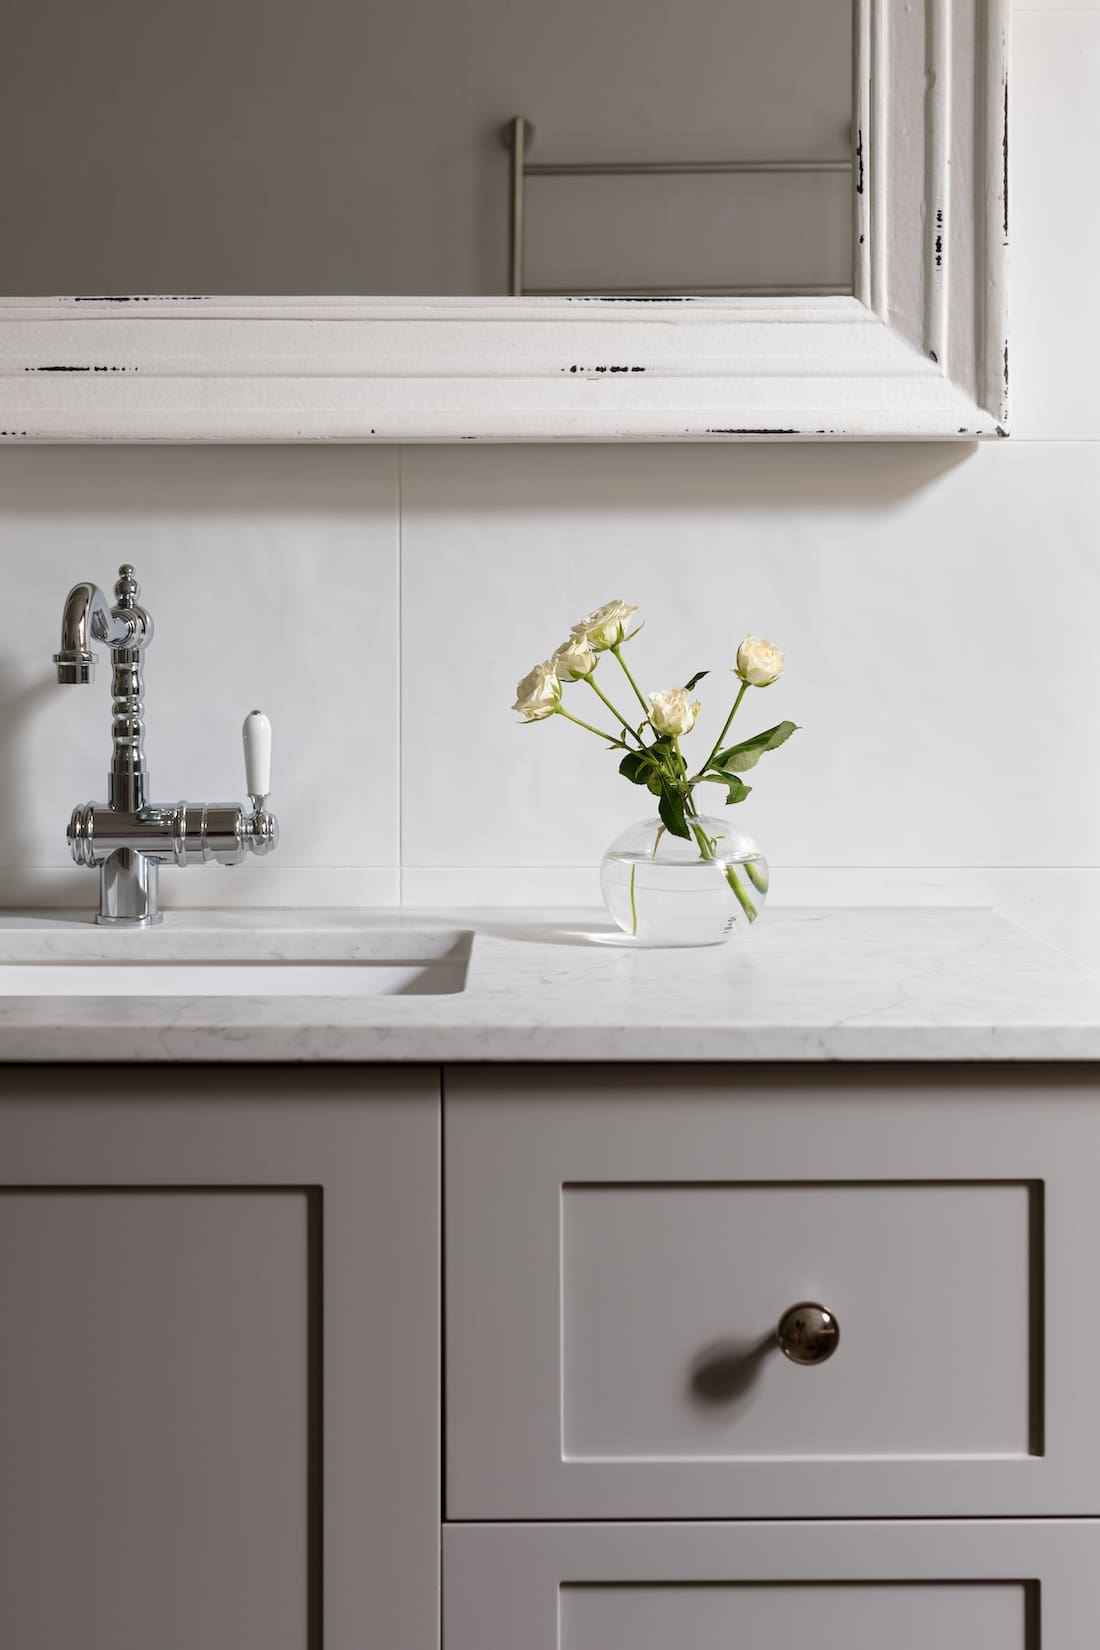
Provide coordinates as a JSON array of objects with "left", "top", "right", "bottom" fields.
[
  {"left": 445, "top": 1065, "right": 1100, "bottom": 1519},
  {"left": 444, "top": 1519, "right": 1095, "bottom": 1650}
]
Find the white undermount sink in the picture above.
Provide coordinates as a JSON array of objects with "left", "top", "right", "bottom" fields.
[{"left": 0, "top": 933, "right": 472, "bottom": 998}]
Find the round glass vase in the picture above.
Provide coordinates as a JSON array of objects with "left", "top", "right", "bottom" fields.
[{"left": 600, "top": 813, "right": 769, "bottom": 947}]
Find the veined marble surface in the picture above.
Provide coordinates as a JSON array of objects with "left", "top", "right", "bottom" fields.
[{"left": 0, "top": 906, "right": 1097, "bottom": 1063}]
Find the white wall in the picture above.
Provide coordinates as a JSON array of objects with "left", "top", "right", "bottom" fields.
[{"left": 1, "top": 2, "right": 1099, "bottom": 968}]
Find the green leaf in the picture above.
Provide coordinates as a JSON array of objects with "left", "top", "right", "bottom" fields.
[
  {"left": 710, "top": 771, "right": 753, "bottom": 806},
  {"left": 697, "top": 769, "right": 753, "bottom": 804},
  {"left": 682, "top": 669, "right": 710, "bottom": 692},
  {"left": 618, "top": 750, "right": 652, "bottom": 785},
  {"left": 715, "top": 720, "right": 799, "bottom": 774},
  {"left": 648, "top": 734, "right": 686, "bottom": 782},
  {"left": 620, "top": 748, "right": 668, "bottom": 799},
  {"left": 657, "top": 782, "right": 691, "bottom": 840}
]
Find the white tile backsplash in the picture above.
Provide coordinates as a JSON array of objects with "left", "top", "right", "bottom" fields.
[
  {"left": 0, "top": 447, "right": 400, "bottom": 908},
  {"left": 401, "top": 441, "right": 1100, "bottom": 871},
  {"left": 1, "top": 5, "right": 1099, "bottom": 977}
]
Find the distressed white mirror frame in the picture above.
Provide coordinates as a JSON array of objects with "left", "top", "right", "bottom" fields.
[{"left": 0, "top": 0, "right": 1008, "bottom": 444}]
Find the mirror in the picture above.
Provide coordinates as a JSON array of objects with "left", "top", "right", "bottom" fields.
[
  {"left": 4, "top": 0, "right": 853, "bottom": 300},
  {"left": 0, "top": 0, "right": 1009, "bottom": 444}
]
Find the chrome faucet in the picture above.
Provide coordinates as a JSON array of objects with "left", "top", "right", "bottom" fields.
[{"left": 54, "top": 564, "right": 278, "bottom": 927}]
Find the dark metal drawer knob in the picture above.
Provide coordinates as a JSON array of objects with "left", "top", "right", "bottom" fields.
[{"left": 776, "top": 1301, "right": 839, "bottom": 1365}]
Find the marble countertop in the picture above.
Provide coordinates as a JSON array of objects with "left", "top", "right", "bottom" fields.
[{"left": 0, "top": 905, "right": 1098, "bottom": 1063}]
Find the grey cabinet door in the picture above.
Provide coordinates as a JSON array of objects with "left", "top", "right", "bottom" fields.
[
  {"left": 0, "top": 1066, "right": 440, "bottom": 1650},
  {"left": 445, "top": 1064, "right": 1100, "bottom": 1520},
  {"left": 444, "top": 1520, "right": 1093, "bottom": 1650}
]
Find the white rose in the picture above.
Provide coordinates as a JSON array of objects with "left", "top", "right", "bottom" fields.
[
  {"left": 551, "top": 637, "right": 597, "bottom": 682},
  {"left": 735, "top": 635, "right": 784, "bottom": 687},
  {"left": 512, "top": 661, "right": 561, "bottom": 721},
  {"left": 648, "top": 686, "right": 701, "bottom": 736},
  {"left": 570, "top": 599, "right": 638, "bottom": 652}
]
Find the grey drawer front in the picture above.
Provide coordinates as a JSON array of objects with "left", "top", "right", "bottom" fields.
[
  {"left": 562, "top": 1178, "right": 1033, "bottom": 1459},
  {"left": 445, "top": 1065, "right": 1100, "bottom": 1519},
  {"left": 444, "top": 1521, "right": 1093, "bottom": 1650}
]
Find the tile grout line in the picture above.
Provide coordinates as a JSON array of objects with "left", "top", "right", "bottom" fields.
[{"left": 397, "top": 446, "right": 405, "bottom": 908}]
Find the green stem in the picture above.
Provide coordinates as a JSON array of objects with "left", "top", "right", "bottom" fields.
[
  {"left": 628, "top": 861, "right": 638, "bottom": 936},
  {"left": 585, "top": 674, "right": 645, "bottom": 745},
  {"left": 689, "top": 805, "right": 758, "bottom": 924},
  {"left": 611, "top": 643, "right": 652, "bottom": 721},
  {"left": 553, "top": 706, "right": 620, "bottom": 743},
  {"left": 692, "top": 679, "right": 750, "bottom": 781},
  {"left": 651, "top": 825, "right": 666, "bottom": 859},
  {"left": 744, "top": 859, "right": 769, "bottom": 895},
  {"left": 725, "top": 863, "right": 758, "bottom": 923},
  {"left": 689, "top": 820, "right": 717, "bottom": 861}
]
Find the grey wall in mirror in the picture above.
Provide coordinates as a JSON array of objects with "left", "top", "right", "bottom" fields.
[{"left": 3, "top": 0, "right": 853, "bottom": 298}]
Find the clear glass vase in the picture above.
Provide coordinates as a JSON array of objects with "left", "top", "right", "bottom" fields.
[{"left": 600, "top": 813, "right": 769, "bottom": 947}]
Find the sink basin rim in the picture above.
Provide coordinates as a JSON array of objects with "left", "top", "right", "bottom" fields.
[{"left": 0, "top": 949, "right": 471, "bottom": 999}]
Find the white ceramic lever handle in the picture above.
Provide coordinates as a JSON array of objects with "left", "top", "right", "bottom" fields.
[{"left": 243, "top": 710, "right": 272, "bottom": 800}]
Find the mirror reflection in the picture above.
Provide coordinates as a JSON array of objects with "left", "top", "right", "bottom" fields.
[{"left": 4, "top": 0, "right": 853, "bottom": 297}]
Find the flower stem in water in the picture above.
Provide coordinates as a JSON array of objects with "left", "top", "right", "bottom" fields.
[
  {"left": 725, "top": 864, "right": 758, "bottom": 923},
  {"left": 744, "top": 859, "right": 769, "bottom": 895},
  {"left": 628, "top": 861, "right": 638, "bottom": 936}
]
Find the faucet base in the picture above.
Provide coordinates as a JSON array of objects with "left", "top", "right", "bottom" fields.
[
  {"left": 95, "top": 911, "right": 164, "bottom": 929},
  {"left": 98, "top": 848, "right": 161, "bottom": 927}
]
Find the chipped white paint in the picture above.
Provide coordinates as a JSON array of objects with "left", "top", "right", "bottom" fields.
[{"left": 0, "top": 0, "right": 1009, "bottom": 443}]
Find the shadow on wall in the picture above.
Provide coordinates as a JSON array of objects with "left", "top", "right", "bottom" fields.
[
  {"left": 0, "top": 445, "right": 399, "bottom": 513},
  {"left": 395, "top": 438, "right": 978, "bottom": 515},
  {"left": 0, "top": 437, "right": 977, "bottom": 515},
  {"left": 0, "top": 661, "right": 88, "bottom": 903}
]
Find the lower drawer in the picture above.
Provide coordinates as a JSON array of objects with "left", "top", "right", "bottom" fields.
[{"left": 444, "top": 1520, "right": 1094, "bottom": 1650}]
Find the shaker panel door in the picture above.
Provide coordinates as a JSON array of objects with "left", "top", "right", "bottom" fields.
[
  {"left": 0, "top": 1187, "right": 310, "bottom": 1650},
  {"left": 0, "top": 1066, "right": 440, "bottom": 1650}
]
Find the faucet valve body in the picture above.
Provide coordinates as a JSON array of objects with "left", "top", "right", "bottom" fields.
[
  {"left": 56, "top": 567, "right": 278, "bottom": 926},
  {"left": 68, "top": 801, "right": 280, "bottom": 870}
]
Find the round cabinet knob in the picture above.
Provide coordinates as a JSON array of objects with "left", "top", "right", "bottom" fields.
[{"left": 776, "top": 1301, "right": 839, "bottom": 1366}]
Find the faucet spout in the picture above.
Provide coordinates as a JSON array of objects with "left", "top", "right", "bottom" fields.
[
  {"left": 55, "top": 563, "right": 155, "bottom": 818},
  {"left": 54, "top": 578, "right": 142, "bottom": 684}
]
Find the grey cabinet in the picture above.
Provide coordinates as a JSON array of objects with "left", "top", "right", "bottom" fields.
[
  {"left": 0, "top": 1067, "right": 440, "bottom": 1650},
  {"left": 5, "top": 1057, "right": 1100, "bottom": 1649}
]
